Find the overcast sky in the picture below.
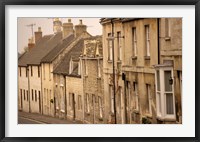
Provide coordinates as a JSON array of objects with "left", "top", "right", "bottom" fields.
[{"left": 18, "top": 18, "right": 102, "bottom": 53}]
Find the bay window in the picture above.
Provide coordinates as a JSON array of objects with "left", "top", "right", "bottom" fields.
[{"left": 155, "top": 65, "right": 176, "bottom": 120}]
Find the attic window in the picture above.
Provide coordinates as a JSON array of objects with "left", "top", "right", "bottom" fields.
[{"left": 69, "top": 57, "right": 80, "bottom": 75}]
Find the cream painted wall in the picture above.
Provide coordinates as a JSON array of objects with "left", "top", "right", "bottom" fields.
[
  {"left": 18, "top": 67, "right": 29, "bottom": 112},
  {"left": 42, "top": 63, "right": 54, "bottom": 116},
  {"left": 29, "top": 65, "right": 42, "bottom": 113}
]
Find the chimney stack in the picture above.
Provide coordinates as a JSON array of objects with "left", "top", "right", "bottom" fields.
[
  {"left": 62, "top": 18, "right": 74, "bottom": 39},
  {"left": 75, "top": 19, "right": 87, "bottom": 37},
  {"left": 28, "top": 37, "right": 35, "bottom": 50},
  {"left": 53, "top": 18, "right": 62, "bottom": 34},
  {"left": 34, "top": 27, "right": 42, "bottom": 44}
]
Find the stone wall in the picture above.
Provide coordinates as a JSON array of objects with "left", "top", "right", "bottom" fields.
[{"left": 66, "top": 76, "right": 84, "bottom": 121}]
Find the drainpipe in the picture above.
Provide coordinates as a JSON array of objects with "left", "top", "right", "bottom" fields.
[
  {"left": 27, "top": 66, "right": 31, "bottom": 113},
  {"left": 157, "top": 18, "right": 160, "bottom": 64},
  {"left": 111, "top": 19, "right": 117, "bottom": 124},
  {"left": 122, "top": 73, "right": 127, "bottom": 124},
  {"left": 64, "top": 74, "right": 67, "bottom": 119}
]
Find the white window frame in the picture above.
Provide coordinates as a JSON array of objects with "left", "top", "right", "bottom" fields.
[
  {"left": 145, "top": 25, "right": 150, "bottom": 57},
  {"left": 155, "top": 67, "right": 176, "bottom": 120},
  {"left": 132, "top": 27, "right": 137, "bottom": 57}
]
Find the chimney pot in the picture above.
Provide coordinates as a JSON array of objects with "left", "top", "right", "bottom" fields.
[
  {"left": 38, "top": 27, "right": 41, "bottom": 32},
  {"left": 79, "top": 19, "right": 82, "bottom": 25}
]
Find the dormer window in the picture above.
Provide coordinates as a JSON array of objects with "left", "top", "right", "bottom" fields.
[{"left": 69, "top": 56, "right": 81, "bottom": 76}]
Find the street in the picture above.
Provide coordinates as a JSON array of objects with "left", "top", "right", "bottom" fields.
[
  {"left": 18, "top": 117, "right": 46, "bottom": 124},
  {"left": 18, "top": 111, "right": 83, "bottom": 124}
]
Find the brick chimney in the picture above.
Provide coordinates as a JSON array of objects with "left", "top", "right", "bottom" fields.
[
  {"left": 62, "top": 19, "right": 74, "bottom": 39},
  {"left": 34, "top": 27, "right": 42, "bottom": 44},
  {"left": 28, "top": 37, "right": 35, "bottom": 50},
  {"left": 75, "top": 19, "right": 87, "bottom": 37}
]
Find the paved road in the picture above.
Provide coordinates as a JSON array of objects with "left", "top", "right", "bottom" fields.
[{"left": 18, "top": 117, "right": 46, "bottom": 124}]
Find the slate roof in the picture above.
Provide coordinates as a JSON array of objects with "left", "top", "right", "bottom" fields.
[
  {"left": 41, "top": 33, "right": 75, "bottom": 63},
  {"left": 53, "top": 39, "right": 84, "bottom": 77},
  {"left": 18, "top": 32, "right": 62, "bottom": 66}
]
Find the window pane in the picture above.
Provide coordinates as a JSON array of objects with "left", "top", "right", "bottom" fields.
[
  {"left": 157, "top": 92, "right": 161, "bottom": 114},
  {"left": 164, "top": 71, "right": 172, "bottom": 91},
  {"left": 166, "top": 93, "right": 174, "bottom": 114},
  {"left": 156, "top": 70, "right": 160, "bottom": 91}
]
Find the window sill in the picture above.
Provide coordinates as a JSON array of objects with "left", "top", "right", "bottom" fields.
[
  {"left": 117, "top": 60, "right": 122, "bottom": 63},
  {"left": 156, "top": 116, "right": 176, "bottom": 122},
  {"left": 145, "top": 113, "right": 152, "bottom": 118},
  {"left": 97, "top": 77, "right": 101, "bottom": 80},
  {"left": 99, "top": 117, "right": 104, "bottom": 121},
  {"left": 132, "top": 56, "right": 137, "bottom": 60},
  {"left": 144, "top": 56, "right": 150, "bottom": 60},
  {"left": 107, "top": 60, "right": 113, "bottom": 63},
  {"left": 86, "top": 112, "right": 90, "bottom": 116},
  {"left": 165, "top": 37, "right": 171, "bottom": 41},
  {"left": 132, "top": 109, "right": 139, "bottom": 114}
]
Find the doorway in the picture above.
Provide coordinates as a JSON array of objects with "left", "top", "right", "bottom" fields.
[{"left": 72, "top": 93, "right": 76, "bottom": 120}]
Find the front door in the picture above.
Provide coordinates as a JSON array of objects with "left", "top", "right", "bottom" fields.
[
  {"left": 20, "top": 93, "right": 23, "bottom": 110},
  {"left": 72, "top": 94, "right": 76, "bottom": 120}
]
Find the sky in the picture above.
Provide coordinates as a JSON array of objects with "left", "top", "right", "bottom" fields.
[{"left": 18, "top": 18, "right": 102, "bottom": 53}]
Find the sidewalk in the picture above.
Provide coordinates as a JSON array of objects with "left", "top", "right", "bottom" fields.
[{"left": 18, "top": 111, "right": 83, "bottom": 124}]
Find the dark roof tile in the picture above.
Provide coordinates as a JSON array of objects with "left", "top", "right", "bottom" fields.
[
  {"left": 18, "top": 33, "right": 62, "bottom": 66},
  {"left": 53, "top": 39, "right": 84, "bottom": 76},
  {"left": 41, "top": 34, "right": 75, "bottom": 63}
]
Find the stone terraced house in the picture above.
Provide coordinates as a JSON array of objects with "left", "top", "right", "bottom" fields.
[{"left": 100, "top": 18, "right": 182, "bottom": 124}]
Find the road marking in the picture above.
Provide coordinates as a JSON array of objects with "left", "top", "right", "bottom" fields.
[{"left": 19, "top": 116, "right": 47, "bottom": 124}]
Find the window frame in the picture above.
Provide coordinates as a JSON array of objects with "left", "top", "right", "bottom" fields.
[
  {"left": 98, "top": 96, "right": 103, "bottom": 118},
  {"left": 117, "top": 31, "right": 122, "bottom": 61},
  {"left": 155, "top": 66, "right": 176, "bottom": 120},
  {"left": 133, "top": 82, "right": 139, "bottom": 111},
  {"left": 108, "top": 33, "right": 113, "bottom": 61},
  {"left": 132, "top": 27, "right": 137, "bottom": 57},
  {"left": 145, "top": 25, "right": 150, "bottom": 57},
  {"left": 146, "top": 84, "right": 152, "bottom": 115}
]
